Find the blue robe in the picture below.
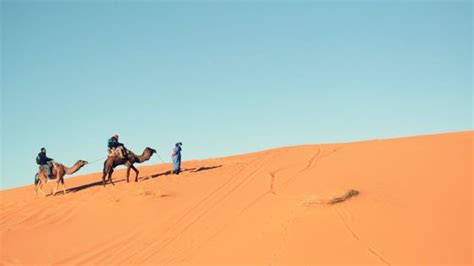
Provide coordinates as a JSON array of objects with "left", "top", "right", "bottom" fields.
[{"left": 172, "top": 146, "right": 182, "bottom": 172}]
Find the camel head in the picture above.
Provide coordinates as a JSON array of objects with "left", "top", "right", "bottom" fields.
[
  {"left": 76, "top": 160, "right": 88, "bottom": 167},
  {"left": 145, "top": 147, "right": 157, "bottom": 154}
]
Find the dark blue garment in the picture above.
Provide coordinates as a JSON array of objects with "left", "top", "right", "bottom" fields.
[
  {"left": 108, "top": 137, "right": 124, "bottom": 149},
  {"left": 36, "top": 152, "right": 53, "bottom": 165},
  {"left": 172, "top": 145, "right": 182, "bottom": 173}
]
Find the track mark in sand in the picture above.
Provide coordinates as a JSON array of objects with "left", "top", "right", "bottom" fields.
[
  {"left": 163, "top": 147, "right": 341, "bottom": 264},
  {"left": 367, "top": 247, "right": 391, "bottom": 266},
  {"left": 282, "top": 145, "right": 343, "bottom": 187},
  {"left": 132, "top": 152, "right": 278, "bottom": 263},
  {"left": 269, "top": 172, "right": 277, "bottom": 195},
  {"left": 161, "top": 152, "right": 287, "bottom": 264},
  {"left": 178, "top": 168, "right": 284, "bottom": 263},
  {"left": 302, "top": 145, "right": 322, "bottom": 172},
  {"left": 335, "top": 207, "right": 359, "bottom": 240},
  {"left": 179, "top": 184, "right": 296, "bottom": 264},
  {"left": 334, "top": 206, "right": 391, "bottom": 265},
  {"left": 235, "top": 165, "right": 287, "bottom": 217},
  {"left": 160, "top": 153, "right": 284, "bottom": 263},
  {"left": 180, "top": 169, "right": 293, "bottom": 264},
  {"left": 270, "top": 205, "right": 303, "bottom": 264}
]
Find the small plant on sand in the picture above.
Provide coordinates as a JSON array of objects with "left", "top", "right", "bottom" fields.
[{"left": 327, "top": 189, "right": 359, "bottom": 205}]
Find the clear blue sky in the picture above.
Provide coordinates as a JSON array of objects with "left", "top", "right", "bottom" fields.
[{"left": 1, "top": 1, "right": 472, "bottom": 190}]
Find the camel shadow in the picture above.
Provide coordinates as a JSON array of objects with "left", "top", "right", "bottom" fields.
[
  {"left": 66, "top": 165, "right": 224, "bottom": 193},
  {"left": 66, "top": 178, "right": 126, "bottom": 193}
]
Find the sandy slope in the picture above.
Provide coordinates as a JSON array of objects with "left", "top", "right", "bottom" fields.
[{"left": 0, "top": 131, "right": 472, "bottom": 265}]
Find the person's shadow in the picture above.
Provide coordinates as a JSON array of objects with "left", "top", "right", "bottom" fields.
[
  {"left": 191, "top": 165, "right": 223, "bottom": 172},
  {"left": 142, "top": 165, "right": 223, "bottom": 181}
]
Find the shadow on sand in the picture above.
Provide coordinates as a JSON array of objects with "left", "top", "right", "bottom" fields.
[
  {"left": 66, "top": 178, "right": 127, "bottom": 194},
  {"left": 191, "top": 165, "right": 223, "bottom": 172},
  {"left": 65, "top": 165, "right": 223, "bottom": 194},
  {"left": 141, "top": 165, "right": 223, "bottom": 181}
]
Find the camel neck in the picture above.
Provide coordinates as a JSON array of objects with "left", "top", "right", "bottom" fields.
[
  {"left": 64, "top": 163, "right": 82, "bottom": 175},
  {"left": 136, "top": 150, "right": 152, "bottom": 163}
]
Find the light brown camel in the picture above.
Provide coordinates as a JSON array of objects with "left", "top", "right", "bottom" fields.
[
  {"left": 102, "top": 147, "right": 156, "bottom": 186},
  {"left": 35, "top": 160, "right": 88, "bottom": 196}
]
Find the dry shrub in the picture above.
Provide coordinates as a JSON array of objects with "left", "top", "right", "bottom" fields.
[{"left": 327, "top": 189, "right": 359, "bottom": 205}]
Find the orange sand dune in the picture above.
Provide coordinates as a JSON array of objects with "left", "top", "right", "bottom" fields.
[{"left": 0, "top": 131, "right": 472, "bottom": 265}]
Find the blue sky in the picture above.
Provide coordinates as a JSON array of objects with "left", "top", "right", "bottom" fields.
[{"left": 1, "top": 0, "right": 472, "bottom": 189}]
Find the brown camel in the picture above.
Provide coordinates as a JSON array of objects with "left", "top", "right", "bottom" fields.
[
  {"left": 35, "top": 160, "right": 88, "bottom": 196},
  {"left": 102, "top": 147, "right": 156, "bottom": 186}
]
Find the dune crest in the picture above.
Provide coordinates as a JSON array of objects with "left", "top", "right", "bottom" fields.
[{"left": 0, "top": 131, "right": 472, "bottom": 264}]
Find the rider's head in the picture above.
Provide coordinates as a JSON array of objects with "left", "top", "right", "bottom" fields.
[
  {"left": 40, "top": 147, "right": 46, "bottom": 153},
  {"left": 113, "top": 134, "right": 119, "bottom": 140}
]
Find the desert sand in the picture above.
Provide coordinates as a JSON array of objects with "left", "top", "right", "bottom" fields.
[{"left": 0, "top": 131, "right": 472, "bottom": 265}]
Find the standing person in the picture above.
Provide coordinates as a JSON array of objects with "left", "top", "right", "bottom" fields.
[
  {"left": 36, "top": 147, "right": 54, "bottom": 177},
  {"left": 172, "top": 142, "right": 182, "bottom": 175}
]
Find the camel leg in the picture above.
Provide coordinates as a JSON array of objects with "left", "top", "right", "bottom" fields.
[
  {"left": 61, "top": 178, "right": 66, "bottom": 195},
  {"left": 108, "top": 169, "right": 115, "bottom": 186},
  {"left": 52, "top": 171, "right": 61, "bottom": 196},
  {"left": 37, "top": 181, "right": 46, "bottom": 197},
  {"left": 53, "top": 181, "right": 59, "bottom": 196},
  {"left": 34, "top": 180, "right": 39, "bottom": 197},
  {"left": 37, "top": 186, "right": 45, "bottom": 197},
  {"left": 37, "top": 175, "right": 47, "bottom": 197},
  {"left": 126, "top": 166, "right": 131, "bottom": 183},
  {"left": 102, "top": 172, "right": 108, "bottom": 187},
  {"left": 34, "top": 173, "right": 40, "bottom": 196},
  {"left": 131, "top": 165, "right": 139, "bottom": 182}
]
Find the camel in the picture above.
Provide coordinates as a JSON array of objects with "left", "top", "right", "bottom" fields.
[
  {"left": 35, "top": 160, "right": 88, "bottom": 196},
  {"left": 102, "top": 147, "right": 156, "bottom": 186}
]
